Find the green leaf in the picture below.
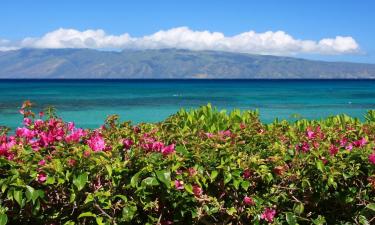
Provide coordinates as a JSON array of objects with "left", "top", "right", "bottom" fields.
[
  {"left": 286, "top": 212, "right": 297, "bottom": 225},
  {"left": 13, "top": 189, "right": 23, "bottom": 207},
  {"left": 184, "top": 184, "right": 193, "bottom": 194},
  {"left": 241, "top": 180, "right": 250, "bottom": 190},
  {"left": 25, "top": 185, "right": 43, "bottom": 204},
  {"left": 122, "top": 204, "right": 137, "bottom": 222},
  {"left": 105, "top": 165, "right": 112, "bottom": 177},
  {"left": 294, "top": 203, "right": 304, "bottom": 215},
  {"left": 210, "top": 170, "right": 219, "bottom": 182},
  {"left": 141, "top": 177, "right": 159, "bottom": 187},
  {"left": 78, "top": 212, "right": 96, "bottom": 219},
  {"left": 73, "top": 173, "right": 88, "bottom": 191},
  {"left": 359, "top": 215, "right": 369, "bottom": 225},
  {"left": 312, "top": 215, "right": 326, "bottom": 225},
  {"left": 316, "top": 160, "right": 324, "bottom": 172},
  {"left": 84, "top": 193, "right": 94, "bottom": 204},
  {"left": 0, "top": 214, "right": 7, "bottom": 225},
  {"left": 224, "top": 172, "right": 232, "bottom": 185},
  {"left": 175, "top": 145, "right": 190, "bottom": 156},
  {"left": 155, "top": 170, "right": 171, "bottom": 188},
  {"left": 366, "top": 203, "right": 375, "bottom": 212},
  {"left": 130, "top": 171, "right": 141, "bottom": 188},
  {"left": 96, "top": 217, "right": 104, "bottom": 225}
]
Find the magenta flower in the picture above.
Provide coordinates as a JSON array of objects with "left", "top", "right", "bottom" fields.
[
  {"left": 346, "top": 143, "right": 353, "bottom": 151},
  {"left": 37, "top": 172, "right": 47, "bottom": 183},
  {"left": 219, "top": 130, "right": 232, "bottom": 138},
  {"left": 174, "top": 180, "right": 184, "bottom": 190},
  {"left": 296, "top": 142, "right": 310, "bottom": 153},
  {"left": 65, "top": 128, "right": 86, "bottom": 143},
  {"left": 205, "top": 132, "right": 214, "bottom": 139},
  {"left": 16, "top": 127, "right": 35, "bottom": 139},
  {"left": 353, "top": 137, "right": 367, "bottom": 148},
  {"left": 67, "top": 158, "right": 77, "bottom": 167},
  {"left": 87, "top": 133, "right": 106, "bottom": 152},
  {"left": 243, "top": 196, "right": 255, "bottom": 205},
  {"left": 151, "top": 141, "right": 165, "bottom": 152},
  {"left": 243, "top": 169, "right": 252, "bottom": 179},
  {"left": 369, "top": 153, "right": 375, "bottom": 165},
  {"left": 123, "top": 138, "right": 134, "bottom": 150},
  {"left": 340, "top": 137, "right": 348, "bottom": 147},
  {"left": 193, "top": 185, "right": 202, "bottom": 197},
  {"left": 329, "top": 145, "right": 339, "bottom": 156},
  {"left": 23, "top": 118, "right": 32, "bottom": 126},
  {"left": 161, "top": 144, "right": 175, "bottom": 156},
  {"left": 306, "top": 129, "right": 315, "bottom": 139},
  {"left": 260, "top": 208, "right": 276, "bottom": 223},
  {"left": 83, "top": 150, "right": 91, "bottom": 158},
  {"left": 38, "top": 159, "right": 46, "bottom": 166},
  {"left": 188, "top": 168, "right": 197, "bottom": 176}
]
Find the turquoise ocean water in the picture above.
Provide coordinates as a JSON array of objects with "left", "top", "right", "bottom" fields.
[{"left": 1, "top": 79, "right": 375, "bottom": 129}]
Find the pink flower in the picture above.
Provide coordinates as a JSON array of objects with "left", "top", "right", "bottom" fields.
[
  {"left": 193, "top": 185, "right": 202, "bottom": 197},
  {"left": 87, "top": 133, "right": 106, "bottom": 152},
  {"left": 219, "top": 130, "right": 232, "bottom": 138},
  {"left": 23, "top": 118, "right": 32, "bottom": 126},
  {"left": 353, "top": 137, "right": 367, "bottom": 148},
  {"left": 174, "top": 180, "right": 184, "bottom": 190},
  {"left": 38, "top": 159, "right": 46, "bottom": 166},
  {"left": 205, "top": 132, "right": 214, "bottom": 139},
  {"left": 339, "top": 137, "right": 348, "bottom": 147},
  {"left": 151, "top": 141, "right": 165, "bottom": 152},
  {"left": 369, "top": 153, "right": 375, "bottom": 165},
  {"left": 65, "top": 128, "right": 86, "bottom": 143},
  {"left": 123, "top": 138, "right": 134, "bottom": 150},
  {"left": 37, "top": 172, "right": 47, "bottom": 183},
  {"left": 67, "top": 122, "right": 75, "bottom": 131},
  {"left": 243, "top": 169, "right": 252, "bottom": 179},
  {"left": 329, "top": 145, "right": 339, "bottom": 156},
  {"left": 188, "top": 168, "right": 197, "bottom": 176},
  {"left": 67, "top": 158, "right": 77, "bottom": 167},
  {"left": 296, "top": 142, "right": 309, "bottom": 153},
  {"left": 161, "top": 144, "right": 175, "bottom": 156},
  {"left": 260, "top": 208, "right": 276, "bottom": 223},
  {"left": 243, "top": 196, "right": 255, "bottom": 205},
  {"left": 346, "top": 143, "right": 353, "bottom": 151},
  {"left": 306, "top": 129, "right": 315, "bottom": 139},
  {"left": 83, "top": 150, "right": 91, "bottom": 158},
  {"left": 16, "top": 127, "right": 35, "bottom": 139}
]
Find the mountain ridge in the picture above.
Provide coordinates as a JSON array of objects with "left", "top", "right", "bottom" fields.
[{"left": 0, "top": 48, "right": 375, "bottom": 78}]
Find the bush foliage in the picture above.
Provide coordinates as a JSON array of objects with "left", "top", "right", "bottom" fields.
[{"left": 1, "top": 102, "right": 375, "bottom": 224}]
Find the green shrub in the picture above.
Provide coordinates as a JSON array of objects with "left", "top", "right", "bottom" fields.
[{"left": 0, "top": 102, "right": 374, "bottom": 224}]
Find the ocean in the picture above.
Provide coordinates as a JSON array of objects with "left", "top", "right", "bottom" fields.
[{"left": 1, "top": 79, "right": 375, "bottom": 129}]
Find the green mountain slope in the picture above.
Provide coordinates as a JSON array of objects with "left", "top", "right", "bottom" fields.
[{"left": 0, "top": 48, "right": 374, "bottom": 78}]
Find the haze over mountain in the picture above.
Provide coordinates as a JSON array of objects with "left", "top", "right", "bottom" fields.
[{"left": 0, "top": 48, "right": 375, "bottom": 79}]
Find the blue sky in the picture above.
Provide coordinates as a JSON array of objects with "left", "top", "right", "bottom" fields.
[{"left": 0, "top": 0, "right": 374, "bottom": 63}]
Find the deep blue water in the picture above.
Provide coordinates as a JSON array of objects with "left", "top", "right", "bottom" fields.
[{"left": 1, "top": 79, "right": 375, "bottom": 129}]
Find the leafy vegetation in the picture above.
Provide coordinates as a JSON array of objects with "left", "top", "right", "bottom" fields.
[{"left": 0, "top": 102, "right": 375, "bottom": 224}]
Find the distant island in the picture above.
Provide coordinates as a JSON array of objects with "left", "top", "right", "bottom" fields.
[{"left": 0, "top": 48, "right": 375, "bottom": 78}]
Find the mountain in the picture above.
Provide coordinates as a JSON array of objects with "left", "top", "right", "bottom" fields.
[{"left": 0, "top": 48, "right": 375, "bottom": 78}]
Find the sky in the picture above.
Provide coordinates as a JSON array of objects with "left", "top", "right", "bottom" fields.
[{"left": 0, "top": 0, "right": 374, "bottom": 63}]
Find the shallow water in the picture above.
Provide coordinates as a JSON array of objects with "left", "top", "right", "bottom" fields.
[{"left": 1, "top": 79, "right": 375, "bottom": 129}]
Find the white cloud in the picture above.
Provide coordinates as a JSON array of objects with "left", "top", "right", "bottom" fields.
[{"left": 0, "top": 27, "right": 359, "bottom": 55}]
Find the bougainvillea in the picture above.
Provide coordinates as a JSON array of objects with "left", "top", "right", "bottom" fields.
[{"left": 0, "top": 102, "right": 375, "bottom": 224}]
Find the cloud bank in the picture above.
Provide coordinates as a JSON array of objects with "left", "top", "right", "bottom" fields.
[{"left": 0, "top": 27, "right": 359, "bottom": 55}]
